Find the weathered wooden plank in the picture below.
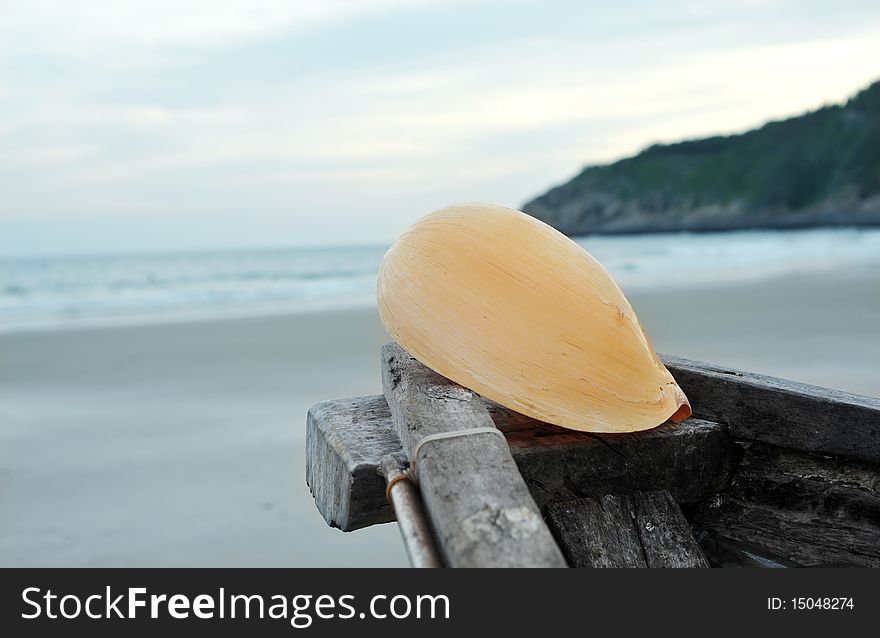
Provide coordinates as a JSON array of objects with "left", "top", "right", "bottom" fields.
[
  {"left": 546, "top": 491, "right": 708, "bottom": 568},
  {"left": 306, "top": 394, "right": 735, "bottom": 531},
  {"left": 662, "top": 354, "right": 880, "bottom": 463},
  {"left": 497, "top": 401, "right": 738, "bottom": 509},
  {"left": 692, "top": 532, "right": 796, "bottom": 568},
  {"left": 692, "top": 442, "right": 880, "bottom": 567},
  {"left": 546, "top": 495, "right": 647, "bottom": 567},
  {"left": 381, "top": 342, "right": 567, "bottom": 567},
  {"left": 630, "top": 491, "right": 708, "bottom": 567},
  {"left": 305, "top": 396, "right": 398, "bottom": 531}
]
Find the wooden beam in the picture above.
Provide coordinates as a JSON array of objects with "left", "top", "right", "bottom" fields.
[
  {"left": 545, "top": 491, "right": 708, "bottom": 568},
  {"left": 380, "top": 342, "right": 566, "bottom": 567},
  {"left": 306, "top": 394, "right": 735, "bottom": 531},
  {"left": 305, "top": 396, "right": 398, "bottom": 531},
  {"left": 693, "top": 442, "right": 880, "bottom": 567},
  {"left": 662, "top": 354, "right": 880, "bottom": 463},
  {"left": 495, "top": 400, "right": 737, "bottom": 509}
]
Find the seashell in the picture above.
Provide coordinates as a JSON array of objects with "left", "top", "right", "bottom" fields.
[{"left": 377, "top": 203, "right": 691, "bottom": 433}]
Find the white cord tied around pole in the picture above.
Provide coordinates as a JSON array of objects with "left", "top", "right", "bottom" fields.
[{"left": 402, "top": 427, "right": 507, "bottom": 485}]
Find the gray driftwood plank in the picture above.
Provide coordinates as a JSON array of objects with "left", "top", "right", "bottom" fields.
[
  {"left": 306, "top": 394, "right": 735, "bottom": 531},
  {"left": 545, "top": 491, "right": 708, "bottom": 568},
  {"left": 545, "top": 495, "right": 647, "bottom": 567},
  {"left": 381, "top": 342, "right": 566, "bottom": 567},
  {"left": 498, "top": 402, "right": 737, "bottom": 509},
  {"left": 693, "top": 442, "right": 880, "bottom": 567},
  {"left": 662, "top": 354, "right": 880, "bottom": 463},
  {"left": 630, "top": 491, "right": 708, "bottom": 567},
  {"left": 305, "top": 396, "right": 399, "bottom": 531}
]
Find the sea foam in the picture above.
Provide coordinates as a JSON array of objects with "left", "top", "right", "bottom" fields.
[{"left": 2, "top": 228, "right": 879, "bottom": 332}]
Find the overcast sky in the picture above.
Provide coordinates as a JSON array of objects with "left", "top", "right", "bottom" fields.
[{"left": 2, "top": 0, "right": 879, "bottom": 256}]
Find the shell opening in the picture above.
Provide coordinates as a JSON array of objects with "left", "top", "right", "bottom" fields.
[{"left": 666, "top": 383, "right": 692, "bottom": 423}]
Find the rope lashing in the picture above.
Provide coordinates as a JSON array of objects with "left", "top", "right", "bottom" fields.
[{"left": 405, "top": 427, "right": 507, "bottom": 484}]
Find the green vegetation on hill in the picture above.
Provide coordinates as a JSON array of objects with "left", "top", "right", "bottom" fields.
[{"left": 523, "top": 80, "right": 880, "bottom": 235}]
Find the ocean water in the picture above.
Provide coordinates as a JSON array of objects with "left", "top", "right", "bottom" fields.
[{"left": 2, "top": 227, "right": 879, "bottom": 332}]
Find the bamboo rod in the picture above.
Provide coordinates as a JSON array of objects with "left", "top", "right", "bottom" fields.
[{"left": 378, "top": 454, "right": 442, "bottom": 568}]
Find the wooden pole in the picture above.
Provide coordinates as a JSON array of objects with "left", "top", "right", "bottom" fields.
[
  {"left": 378, "top": 454, "right": 442, "bottom": 568},
  {"left": 381, "top": 342, "right": 566, "bottom": 568}
]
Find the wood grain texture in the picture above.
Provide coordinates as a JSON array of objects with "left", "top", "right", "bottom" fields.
[
  {"left": 630, "top": 491, "right": 708, "bottom": 567},
  {"left": 545, "top": 491, "right": 708, "bottom": 568},
  {"left": 381, "top": 342, "right": 566, "bottom": 567},
  {"left": 307, "top": 349, "right": 880, "bottom": 567},
  {"left": 693, "top": 442, "right": 880, "bottom": 567},
  {"left": 499, "top": 403, "right": 737, "bottom": 510},
  {"left": 306, "top": 394, "right": 735, "bottom": 530},
  {"left": 662, "top": 354, "right": 880, "bottom": 463},
  {"left": 308, "top": 351, "right": 880, "bottom": 531},
  {"left": 305, "top": 396, "right": 399, "bottom": 531}
]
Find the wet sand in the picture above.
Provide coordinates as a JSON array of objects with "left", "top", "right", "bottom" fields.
[{"left": 0, "top": 267, "right": 877, "bottom": 566}]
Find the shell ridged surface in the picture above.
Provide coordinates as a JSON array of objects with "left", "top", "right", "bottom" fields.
[{"left": 377, "top": 203, "right": 691, "bottom": 433}]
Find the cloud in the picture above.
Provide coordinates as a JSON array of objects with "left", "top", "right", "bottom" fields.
[
  {"left": 1, "top": 0, "right": 880, "bottom": 255},
  {"left": 0, "top": 1, "right": 434, "bottom": 50}
]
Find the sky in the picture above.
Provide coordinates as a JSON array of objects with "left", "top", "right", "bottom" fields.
[{"left": 1, "top": 0, "right": 879, "bottom": 257}]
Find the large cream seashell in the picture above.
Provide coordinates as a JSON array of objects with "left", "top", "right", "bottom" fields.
[{"left": 377, "top": 203, "right": 691, "bottom": 433}]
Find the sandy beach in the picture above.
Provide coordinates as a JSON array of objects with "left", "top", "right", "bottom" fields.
[{"left": 1, "top": 267, "right": 878, "bottom": 566}]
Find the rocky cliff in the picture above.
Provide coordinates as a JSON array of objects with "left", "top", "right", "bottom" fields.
[{"left": 523, "top": 80, "right": 880, "bottom": 235}]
